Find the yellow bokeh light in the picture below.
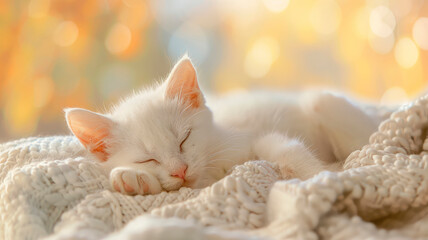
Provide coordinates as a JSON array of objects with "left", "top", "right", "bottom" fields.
[
  {"left": 4, "top": 88, "right": 38, "bottom": 136},
  {"left": 219, "top": 0, "right": 261, "bottom": 30},
  {"left": 394, "top": 37, "right": 419, "bottom": 69},
  {"left": 380, "top": 87, "right": 408, "bottom": 106},
  {"left": 390, "top": 0, "right": 413, "bottom": 18},
  {"left": 28, "top": 0, "right": 50, "bottom": 18},
  {"left": 368, "top": 33, "right": 395, "bottom": 54},
  {"left": 310, "top": 0, "right": 342, "bottom": 36},
  {"left": 412, "top": 17, "right": 428, "bottom": 50},
  {"left": 2, "top": 0, "right": 428, "bottom": 140},
  {"left": 53, "top": 21, "right": 79, "bottom": 47},
  {"left": 119, "top": 0, "right": 149, "bottom": 30},
  {"left": 244, "top": 36, "right": 279, "bottom": 79},
  {"left": 369, "top": 6, "right": 395, "bottom": 38},
  {"left": 263, "top": 0, "right": 290, "bottom": 13},
  {"left": 34, "top": 77, "right": 54, "bottom": 108},
  {"left": 353, "top": 7, "right": 369, "bottom": 40},
  {"left": 105, "top": 24, "right": 132, "bottom": 54}
]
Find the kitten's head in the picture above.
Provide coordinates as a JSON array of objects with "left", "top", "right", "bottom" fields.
[{"left": 65, "top": 56, "right": 216, "bottom": 192}]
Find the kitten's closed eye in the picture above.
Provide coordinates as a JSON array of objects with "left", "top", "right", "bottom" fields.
[
  {"left": 134, "top": 159, "right": 159, "bottom": 164},
  {"left": 180, "top": 129, "right": 191, "bottom": 152}
]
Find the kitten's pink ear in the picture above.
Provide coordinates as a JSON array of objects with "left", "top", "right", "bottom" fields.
[
  {"left": 165, "top": 56, "right": 203, "bottom": 108},
  {"left": 65, "top": 108, "right": 113, "bottom": 161}
]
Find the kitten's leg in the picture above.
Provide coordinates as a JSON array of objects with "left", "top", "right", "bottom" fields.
[
  {"left": 110, "top": 168, "right": 162, "bottom": 195},
  {"left": 307, "top": 92, "right": 379, "bottom": 161},
  {"left": 253, "top": 133, "right": 332, "bottom": 180}
]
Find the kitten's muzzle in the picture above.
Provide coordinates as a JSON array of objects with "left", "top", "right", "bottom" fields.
[{"left": 170, "top": 164, "right": 188, "bottom": 180}]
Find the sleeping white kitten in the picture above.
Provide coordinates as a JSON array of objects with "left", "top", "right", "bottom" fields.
[{"left": 65, "top": 56, "right": 382, "bottom": 195}]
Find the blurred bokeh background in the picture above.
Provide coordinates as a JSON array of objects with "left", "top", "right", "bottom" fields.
[{"left": 0, "top": 0, "right": 427, "bottom": 142}]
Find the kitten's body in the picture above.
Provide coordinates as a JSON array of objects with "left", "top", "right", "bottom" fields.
[
  {"left": 202, "top": 90, "right": 381, "bottom": 183},
  {"left": 66, "top": 56, "right": 382, "bottom": 195}
]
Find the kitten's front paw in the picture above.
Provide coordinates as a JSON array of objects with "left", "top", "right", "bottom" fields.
[{"left": 110, "top": 168, "right": 162, "bottom": 195}]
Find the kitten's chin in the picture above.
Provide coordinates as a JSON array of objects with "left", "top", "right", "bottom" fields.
[
  {"left": 182, "top": 178, "right": 197, "bottom": 188},
  {"left": 162, "top": 175, "right": 214, "bottom": 191},
  {"left": 162, "top": 179, "right": 184, "bottom": 191},
  {"left": 182, "top": 174, "right": 209, "bottom": 189}
]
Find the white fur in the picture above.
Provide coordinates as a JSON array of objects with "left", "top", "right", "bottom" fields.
[
  {"left": 205, "top": 90, "right": 379, "bottom": 180},
  {"left": 66, "top": 58, "right": 382, "bottom": 195},
  {"left": 102, "top": 82, "right": 218, "bottom": 193}
]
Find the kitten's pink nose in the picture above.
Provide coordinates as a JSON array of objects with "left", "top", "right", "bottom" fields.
[{"left": 170, "top": 164, "right": 188, "bottom": 180}]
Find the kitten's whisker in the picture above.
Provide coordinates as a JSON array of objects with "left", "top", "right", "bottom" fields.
[
  {"left": 201, "top": 167, "right": 222, "bottom": 172},
  {"left": 210, "top": 133, "right": 249, "bottom": 148},
  {"left": 183, "top": 109, "right": 208, "bottom": 123},
  {"left": 208, "top": 141, "right": 240, "bottom": 153},
  {"left": 206, "top": 147, "right": 243, "bottom": 158}
]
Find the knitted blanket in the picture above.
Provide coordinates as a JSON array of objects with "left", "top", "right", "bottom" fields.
[{"left": 2, "top": 96, "right": 428, "bottom": 240}]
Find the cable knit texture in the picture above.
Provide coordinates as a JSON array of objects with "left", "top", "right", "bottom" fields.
[{"left": 2, "top": 96, "right": 428, "bottom": 239}]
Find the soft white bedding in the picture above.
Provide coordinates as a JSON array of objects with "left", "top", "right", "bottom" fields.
[{"left": 2, "top": 96, "right": 428, "bottom": 239}]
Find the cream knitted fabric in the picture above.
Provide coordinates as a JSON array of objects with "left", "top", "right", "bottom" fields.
[{"left": 2, "top": 96, "right": 428, "bottom": 240}]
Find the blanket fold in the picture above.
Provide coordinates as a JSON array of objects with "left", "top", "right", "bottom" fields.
[{"left": 2, "top": 96, "right": 428, "bottom": 239}]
